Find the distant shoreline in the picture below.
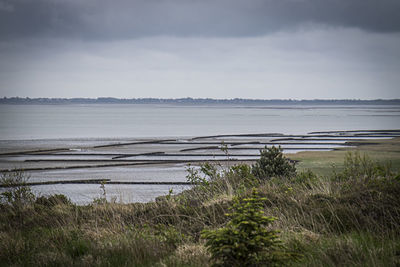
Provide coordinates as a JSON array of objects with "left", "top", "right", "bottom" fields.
[{"left": 1, "top": 97, "right": 400, "bottom": 105}]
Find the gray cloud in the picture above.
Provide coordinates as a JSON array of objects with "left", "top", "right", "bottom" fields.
[
  {"left": 1, "top": 0, "right": 400, "bottom": 40},
  {"left": 1, "top": 28, "right": 399, "bottom": 99},
  {"left": 1, "top": 0, "right": 399, "bottom": 100},
  {"left": 0, "top": 1, "right": 14, "bottom": 12}
]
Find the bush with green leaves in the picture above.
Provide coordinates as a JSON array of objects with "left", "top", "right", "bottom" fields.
[
  {"left": 252, "top": 146, "right": 296, "bottom": 180},
  {"left": 0, "top": 170, "right": 34, "bottom": 207},
  {"left": 335, "top": 151, "right": 394, "bottom": 181},
  {"left": 201, "top": 189, "right": 299, "bottom": 266},
  {"left": 186, "top": 162, "right": 258, "bottom": 201}
]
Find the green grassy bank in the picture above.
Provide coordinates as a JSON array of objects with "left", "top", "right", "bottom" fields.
[{"left": 1, "top": 138, "right": 400, "bottom": 266}]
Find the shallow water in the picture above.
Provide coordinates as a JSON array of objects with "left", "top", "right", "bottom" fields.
[
  {"left": 1, "top": 104, "right": 399, "bottom": 140},
  {"left": 1, "top": 104, "right": 399, "bottom": 204},
  {"left": 31, "top": 184, "right": 192, "bottom": 204}
]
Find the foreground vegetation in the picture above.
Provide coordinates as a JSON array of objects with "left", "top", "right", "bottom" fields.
[{"left": 1, "top": 139, "right": 400, "bottom": 266}]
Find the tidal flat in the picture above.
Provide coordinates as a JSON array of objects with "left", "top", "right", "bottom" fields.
[{"left": 1, "top": 130, "right": 399, "bottom": 204}]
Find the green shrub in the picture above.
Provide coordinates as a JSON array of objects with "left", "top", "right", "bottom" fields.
[
  {"left": 0, "top": 171, "right": 34, "bottom": 207},
  {"left": 225, "top": 164, "right": 257, "bottom": 188},
  {"left": 186, "top": 163, "right": 215, "bottom": 187},
  {"left": 201, "top": 189, "right": 299, "bottom": 266},
  {"left": 185, "top": 162, "right": 258, "bottom": 201},
  {"left": 293, "top": 169, "right": 318, "bottom": 188},
  {"left": 335, "top": 152, "right": 394, "bottom": 181},
  {"left": 252, "top": 146, "right": 296, "bottom": 180}
]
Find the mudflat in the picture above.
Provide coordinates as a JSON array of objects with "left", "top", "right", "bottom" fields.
[{"left": 1, "top": 130, "right": 399, "bottom": 203}]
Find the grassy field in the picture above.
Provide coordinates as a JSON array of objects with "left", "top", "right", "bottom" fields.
[
  {"left": 290, "top": 137, "right": 400, "bottom": 176},
  {"left": 1, "top": 138, "right": 400, "bottom": 266}
]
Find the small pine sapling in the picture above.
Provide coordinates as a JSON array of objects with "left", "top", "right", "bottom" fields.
[{"left": 201, "top": 189, "right": 300, "bottom": 266}]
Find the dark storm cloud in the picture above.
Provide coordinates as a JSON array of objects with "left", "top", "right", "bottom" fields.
[{"left": 0, "top": 0, "right": 400, "bottom": 40}]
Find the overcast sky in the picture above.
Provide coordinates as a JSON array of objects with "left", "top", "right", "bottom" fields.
[{"left": 1, "top": 0, "right": 400, "bottom": 99}]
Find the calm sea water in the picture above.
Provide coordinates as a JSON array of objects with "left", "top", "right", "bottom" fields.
[{"left": 1, "top": 104, "right": 399, "bottom": 140}]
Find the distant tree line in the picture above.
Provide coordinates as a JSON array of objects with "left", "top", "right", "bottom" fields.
[{"left": 1, "top": 97, "right": 400, "bottom": 105}]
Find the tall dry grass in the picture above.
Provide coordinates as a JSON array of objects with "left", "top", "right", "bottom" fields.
[{"left": 0, "top": 151, "right": 399, "bottom": 266}]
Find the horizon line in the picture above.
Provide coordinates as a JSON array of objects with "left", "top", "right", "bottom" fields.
[{"left": 2, "top": 96, "right": 400, "bottom": 101}]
